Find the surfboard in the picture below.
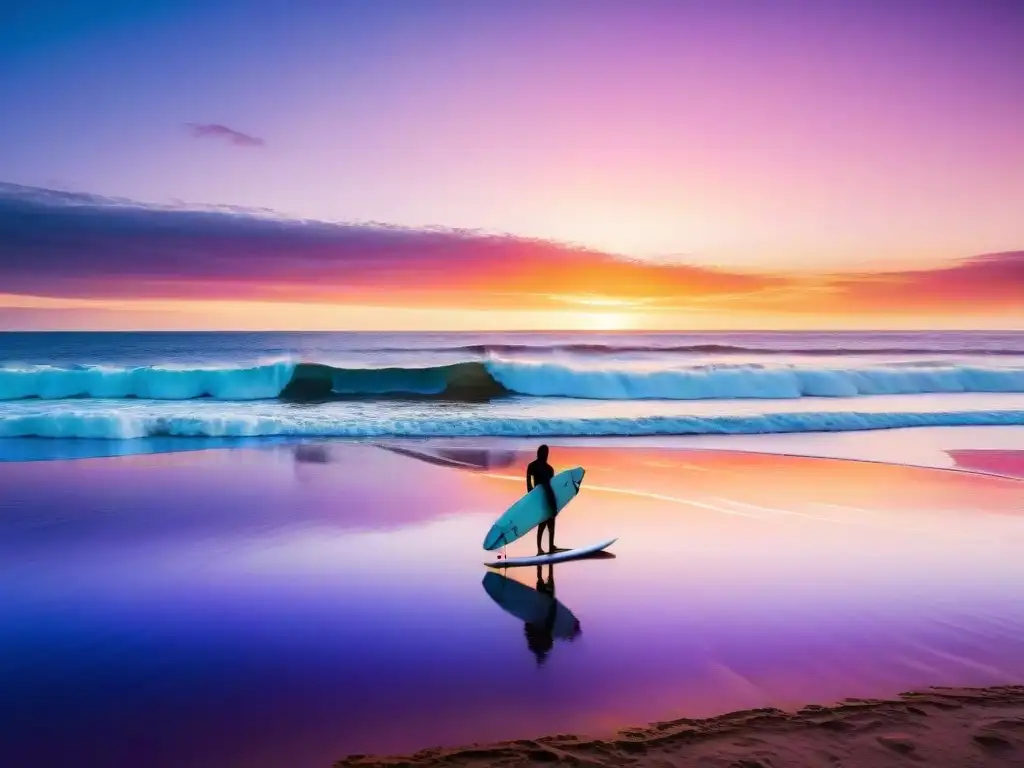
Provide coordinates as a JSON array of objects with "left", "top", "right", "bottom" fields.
[
  {"left": 484, "top": 537, "right": 617, "bottom": 568},
  {"left": 482, "top": 466, "right": 585, "bottom": 551},
  {"left": 481, "top": 572, "right": 580, "bottom": 639}
]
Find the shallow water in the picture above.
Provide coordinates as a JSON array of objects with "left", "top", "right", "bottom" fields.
[{"left": 2, "top": 442, "right": 1023, "bottom": 767}]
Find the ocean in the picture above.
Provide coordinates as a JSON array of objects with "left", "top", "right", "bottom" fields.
[
  {"left": 4, "top": 333, "right": 1024, "bottom": 766},
  {"left": 1, "top": 330, "right": 1024, "bottom": 440}
]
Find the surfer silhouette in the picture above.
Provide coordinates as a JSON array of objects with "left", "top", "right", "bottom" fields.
[{"left": 526, "top": 444, "right": 557, "bottom": 555}]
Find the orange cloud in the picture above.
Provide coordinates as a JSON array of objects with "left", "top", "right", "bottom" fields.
[{"left": 0, "top": 183, "right": 1021, "bottom": 328}]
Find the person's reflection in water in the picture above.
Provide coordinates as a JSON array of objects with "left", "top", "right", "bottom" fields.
[{"left": 523, "top": 563, "right": 581, "bottom": 665}]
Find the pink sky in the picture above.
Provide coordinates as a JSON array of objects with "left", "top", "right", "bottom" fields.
[{"left": 0, "top": 2, "right": 1021, "bottom": 329}]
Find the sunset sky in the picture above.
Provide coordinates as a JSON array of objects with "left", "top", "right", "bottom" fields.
[{"left": 1, "top": 0, "right": 1021, "bottom": 331}]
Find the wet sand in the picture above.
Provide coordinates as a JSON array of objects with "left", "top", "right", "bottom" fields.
[
  {"left": 949, "top": 449, "right": 1024, "bottom": 480},
  {"left": 2, "top": 440, "right": 1023, "bottom": 767},
  {"left": 337, "top": 685, "right": 1024, "bottom": 767}
]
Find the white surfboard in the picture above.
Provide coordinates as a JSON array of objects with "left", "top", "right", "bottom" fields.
[
  {"left": 484, "top": 538, "right": 617, "bottom": 568},
  {"left": 482, "top": 466, "right": 585, "bottom": 551}
]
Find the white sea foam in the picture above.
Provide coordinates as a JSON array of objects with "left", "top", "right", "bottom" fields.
[{"left": 1, "top": 405, "right": 1022, "bottom": 439}]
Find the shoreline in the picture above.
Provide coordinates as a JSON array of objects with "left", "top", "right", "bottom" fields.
[
  {"left": 336, "top": 685, "right": 1024, "bottom": 767},
  {"left": 3, "top": 426, "right": 1024, "bottom": 482},
  {"left": 371, "top": 436, "right": 1024, "bottom": 484}
]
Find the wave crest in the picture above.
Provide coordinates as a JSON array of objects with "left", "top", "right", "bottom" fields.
[
  {"left": 0, "top": 362, "right": 295, "bottom": 401},
  {"left": 2, "top": 359, "right": 1024, "bottom": 402},
  {"left": 487, "top": 360, "right": 1024, "bottom": 399}
]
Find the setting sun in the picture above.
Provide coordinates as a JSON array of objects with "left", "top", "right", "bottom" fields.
[{"left": 571, "top": 311, "right": 634, "bottom": 331}]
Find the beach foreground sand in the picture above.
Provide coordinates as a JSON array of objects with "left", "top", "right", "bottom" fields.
[{"left": 337, "top": 685, "right": 1024, "bottom": 767}]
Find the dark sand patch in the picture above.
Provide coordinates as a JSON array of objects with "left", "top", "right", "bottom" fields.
[
  {"left": 948, "top": 449, "right": 1024, "bottom": 480},
  {"left": 336, "top": 686, "right": 1024, "bottom": 767}
]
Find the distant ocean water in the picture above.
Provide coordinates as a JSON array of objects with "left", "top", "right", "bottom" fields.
[{"left": 1, "top": 331, "right": 1024, "bottom": 439}]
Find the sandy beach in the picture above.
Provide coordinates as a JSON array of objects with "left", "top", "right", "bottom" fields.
[
  {"left": 337, "top": 685, "right": 1024, "bottom": 767},
  {"left": 1, "top": 437, "right": 1022, "bottom": 767}
]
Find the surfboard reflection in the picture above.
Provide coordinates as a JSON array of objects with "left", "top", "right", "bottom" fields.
[{"left": 482, "top": 565, "right": 582, "bottom": 666}]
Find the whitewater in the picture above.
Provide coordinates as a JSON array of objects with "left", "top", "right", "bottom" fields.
[{"left": 2, "top": 330, "right": 1023, "bottom": 439}]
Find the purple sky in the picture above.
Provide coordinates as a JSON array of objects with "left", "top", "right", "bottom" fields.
[{"left": 0, "top": 1, "right": 1021, "bottom": 329}]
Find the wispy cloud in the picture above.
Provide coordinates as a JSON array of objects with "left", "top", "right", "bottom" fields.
[
  {"left": 184, "top": 123, "right": 265, "bottom": 148},
  {"left": 0, "top": 183, "right": 1020, "bottom": 321}
]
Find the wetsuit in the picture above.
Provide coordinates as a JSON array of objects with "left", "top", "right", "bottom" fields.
[
  {"left": 527, "top": 457, "right": 557, "bottom": 554},
  {"left": 526, "top": 458, "right": 556, "bottom": 517}
]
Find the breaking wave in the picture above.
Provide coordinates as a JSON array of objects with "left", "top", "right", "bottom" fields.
[
  {"left": 2, "top": 359, "right": 1024, "bottom": 402},
  {"left": 2, "top": 408, "right": 1023, "bottom": 439},
  {"left": 0, "top": 361, "right": 504, "bottom": 401}
]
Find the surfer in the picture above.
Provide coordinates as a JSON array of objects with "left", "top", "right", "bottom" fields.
[{"left": 526, "top": 444, "right": 557, "bottom": 555}]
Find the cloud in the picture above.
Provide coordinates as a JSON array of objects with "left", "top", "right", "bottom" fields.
[
  {"left": 184, "top": 123, "right": 265, "bottom": 147},
  {"left": 0, "top": 183, "right": 778, "bottom": 309},
  {"left": 0, "top": 182, "right": 1020, "bottom": 320},
  {"left": 825, "top": 252, "right": 1024, "bottom": 311}
]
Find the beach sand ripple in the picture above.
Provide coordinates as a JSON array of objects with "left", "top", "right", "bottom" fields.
[{"left": 335, "top": 686, "right": 1024, "bottom": 768}]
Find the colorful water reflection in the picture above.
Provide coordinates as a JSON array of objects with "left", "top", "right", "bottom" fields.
[{"left": 1, "top": 442, "right": 1022, "bottom": 767}]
